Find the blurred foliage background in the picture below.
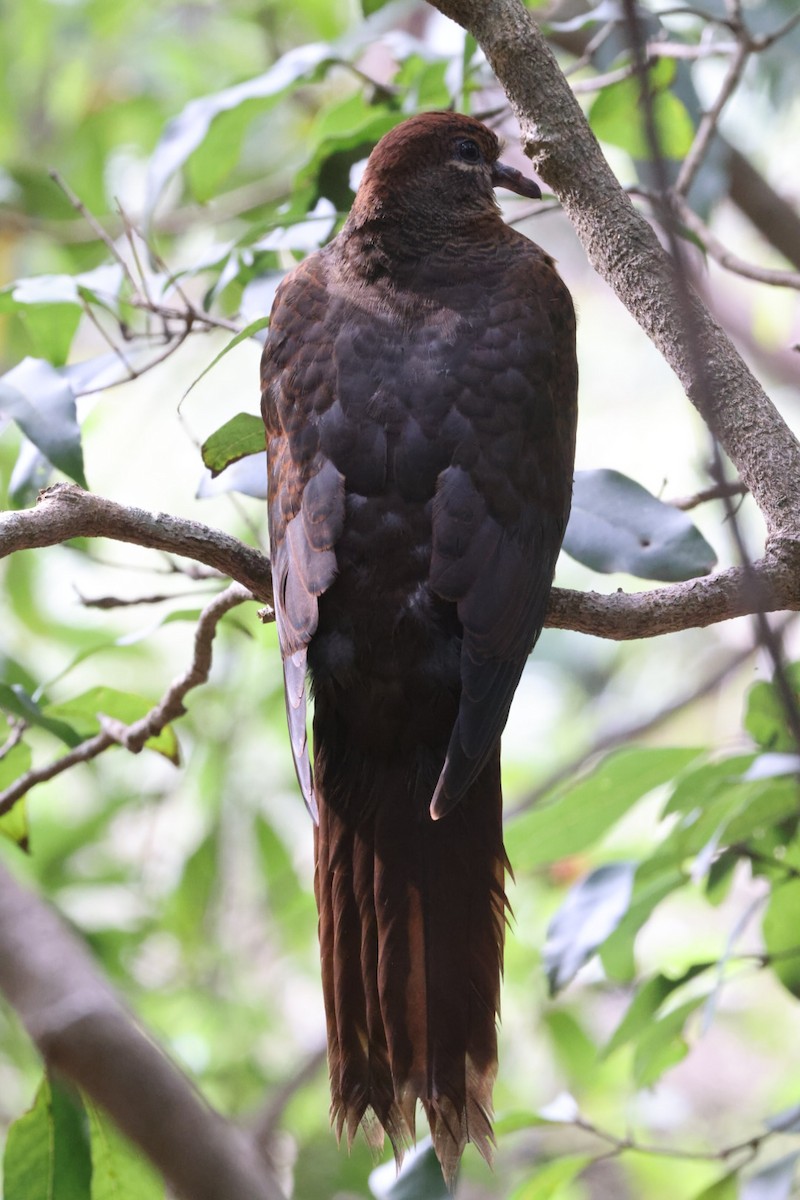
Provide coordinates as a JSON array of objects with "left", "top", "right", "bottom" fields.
[{"left": 1, "top": 0, "right": 800, "bottom": 1197}]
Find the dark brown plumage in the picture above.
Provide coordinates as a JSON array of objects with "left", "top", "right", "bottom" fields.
[{"left": 261, "top": 111, "right": 577, "bottom": 1187}]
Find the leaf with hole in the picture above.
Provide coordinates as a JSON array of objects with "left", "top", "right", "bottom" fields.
[{"left": 563, "top": 469, "right": 716, "bottom": 580}]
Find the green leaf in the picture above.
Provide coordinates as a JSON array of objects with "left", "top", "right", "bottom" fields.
[
  {"left": 690, "top": 1172, "right": 738, "bottom": 1199},
  {"left": 602, "top": 964, "right": 712, "bottom": 1059},
  {"left": 0, "top": 682, "right": 84, "bottom": 747},
  {"left": 43, "top": 687, "right": 180, "bottom": 764},
  {"left": 383, "top": 1144, "right": 448, "bottom": 1200},
  {"left": 508, "top": 748, "right": 700, "bottom": 872},
  {"left": 184, "top": 319, "right": 270, "bottom": 407},
  {"left": 3, "top": 1076, "right": 91, "bottom": 1200},
  {"left": 632, "top": 995, "right": 705, "bottom": 1087},
  {"left": 600, "top": 860, "right": 687, "bottom": 982},
  {"left": 589, "top": 64, "right": 695, "bottom": 160},
  {"left": 563, "top": 470, "right": 716, "bottom": 581},
  {"left": 145, "top": 42, "right": 335, "bottom": 220},
  {"left": 0, "top": 357, "right": 87, "bottom": 486},
  {"left": 510, "top": 1154, "right": 592, "bottom": 1200},
  {"left": 0, "top": 741, "right": 32, "bottom": 845},
  {"left": 200, "top": 412, "right": 265, "bottom": 477},
  {"left": 544, "top": 862, "right": 635, "bottom": 994},
  {"left": 745, "top": 666, "right": 800, "bottom": 752},
  {"left": 762, "top": 880, "right": 800, "bottom": 998},
  {"left": 86, "top": 1101, "right": 164, "bottom": 1200}
]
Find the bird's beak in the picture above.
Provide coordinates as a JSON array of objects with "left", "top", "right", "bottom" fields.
[{"left": 491, "top": 160, "right": 542, "bottom": 200}]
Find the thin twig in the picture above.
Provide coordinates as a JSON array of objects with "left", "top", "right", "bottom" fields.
[
  {"left": 49, "top": 169, "right": 139, "bottom": 294},
  {"left": 670, "top": 479, "right": 749, "bottom": 511},
  {"left": 672, "top": 195, "right": 800, "bottom": 290},
  {"left": 0, "top": 582, "right": 252, "bottom": 816},
  {"left": 674, "top": 38, "right": 750, "bottom": 197}
]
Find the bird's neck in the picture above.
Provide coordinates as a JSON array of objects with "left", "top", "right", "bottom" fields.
[{"left": 338, "top": 207, "right": 502, "bottom": 283}]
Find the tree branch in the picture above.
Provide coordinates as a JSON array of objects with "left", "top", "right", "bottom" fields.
[
  {"left": 0, "top": 581, "right": 254, "bottom": 815},
  {"left": 0, "top": 862, "right": 287, "bottom": 1200},
  {"left": 427, "top": 0, "right": 800, "bottom": 550},
  {"left": 0, "top": 483, "right": 273, "bottom": 603},
  {"left": 2, "top": 487, "right": 799, "bottom": 663}
]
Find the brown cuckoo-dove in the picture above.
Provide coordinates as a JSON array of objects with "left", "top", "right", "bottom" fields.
[{"left": 261, "top": 110, "right": 578, "bottom": 1187}]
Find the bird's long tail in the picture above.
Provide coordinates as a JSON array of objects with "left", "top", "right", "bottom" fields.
[{"left": 313, "top": 718, "right": 508, "bottom": 1189}]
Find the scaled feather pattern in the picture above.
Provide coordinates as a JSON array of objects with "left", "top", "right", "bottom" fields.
[{"left": 261, "top": 111, "right": 578, "bottom": 1188}]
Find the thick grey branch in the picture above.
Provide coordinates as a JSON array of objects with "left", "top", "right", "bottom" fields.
[
  {"left": 427, "top": 0, "right": 800, "bottom": 545},
  {"left": 0, "top": 862, "right": 286, "bottom": 1200},
  {"left": 2, "top": 486, "right": 800, "bottom": 658},
  {"left": 546, "top": 551, "right": 800, "bottom": 639},
  {"left": 0, "top": 483, "right": 273, "bottom": 603}
]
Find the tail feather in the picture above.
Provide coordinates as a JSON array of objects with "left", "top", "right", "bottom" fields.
[{"left": 314, "top": 728, "right": 507, "bottom": 1189}]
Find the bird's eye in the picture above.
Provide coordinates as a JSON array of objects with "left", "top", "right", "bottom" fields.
[{"left": 456, "top": 138, "right": 482, "bottom": 164}]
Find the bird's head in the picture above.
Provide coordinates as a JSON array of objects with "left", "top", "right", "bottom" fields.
[{"left": 346, "top": 111, "right": 541, "bottom": 247}]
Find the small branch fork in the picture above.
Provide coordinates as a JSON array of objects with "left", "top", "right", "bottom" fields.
[{"left": 0, "top": 579, "right": 254, "bottom": 816}]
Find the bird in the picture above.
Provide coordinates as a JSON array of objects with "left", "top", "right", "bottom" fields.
[{"left": 260, "top": 110, "right": 577, "bottom": 1188}]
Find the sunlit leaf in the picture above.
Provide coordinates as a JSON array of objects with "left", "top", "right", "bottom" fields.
[
  {"left": 0, "top": 682, "right": 83, "bottom": 747},
  {"left": 544, "top": 862, "right": 635, "bottom": 994},
  {"left": 145, "top": 42, "right": 336, "bottom": 220},
  {"left": 43, "top": 687, "right": 180, "bottom": 764},
  {"left": 745, "top": 666, "right": 800, "bottom": 753},
  {"left": 86, "top": 1100, "right": 164, "bottom": 1200},
  {"left": 0, "top": 741, "right": 31, "bottom": 846},
  {"left": 0, "top": 357, "right": 86, "bottom": 486},
  {"left": 632, "top": 995, "right": 705, "bottom": 1087},
  {"left": 563, "top": 470, "right": 716, "bottom": 580},
  {"left": 3, "top": 1076, "right": 91, "bottom": 1200},
  {"left": 589, "top": 60, "right": 695, "bottom": 160},
  {"left": 762, "top": 880, "right": 800, "bottom": 998},
  {"left": 690, "top": 1172, "right": 737, "bottom": 1199},
  {"left": 200, "top": 412, "right": 265, "bottom": 477},
  {"left": 509, "top": 1154, "right": 592, "bottom": 1199},
  {"left": 602, "top": 964, "right": 712, "bottom": 1059},
  {"left": 508, "top": 748, "right": 699, "bottom": 871}
]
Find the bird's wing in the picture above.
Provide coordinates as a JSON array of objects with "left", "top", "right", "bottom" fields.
[
  {"left": 429, "top": 253, "right": 577, "bottom": 817},
  {"left": 261, "top": 255, "right": 345, "bottom": 821}
]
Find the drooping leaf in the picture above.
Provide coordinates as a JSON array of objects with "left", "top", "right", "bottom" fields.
[
  {"left": 0, "top": 357, "right": 86, "bottom": 486},
  {"left": 86, "top": 1100, "right": 165, "bottom": 1200},
  {"left": 144, "top": 42, "right": 336, "bottom": 220},
  {"left": 602, "top": 963, "right": 713, "bottom": 1059},
  {"left": 0, "top": 741, "right": 31, "bottom": 846},
  {"left": 508, "top": 747, "right": 700, "bottom": 872},
  {"left": 600, "top": 859, "right": 688, "bottom": 982},
  {"left": 183, "top": 319, "right": 269, "bottom": 406},
  {"left": 0, "top": 682, "right": 84, "bottom": 748},
  {"left": 544, "top": 862, "right": 635, "bottom": 994},
  {"left": 3, "top": 1076, "right": 91, "bottom": 1200},
  {"left": 563, "top": 470, "right": 716, "bottom": 580},
  {"left": 762, "top": 880, "right": 800, "bottom": 998},
  {"left": 200, "top": 412, "right": 265, "bottom": 477},
  {"left": 632, "top": 995, "right": 706, "bottom": 1087},
  {"left": 740, "top": 1153, "right": 800, "bottom": 1200},
  {"left": 43, "top": 687, "right": 180, "bottom": 764},
  {"left": 689, "top": 1172, "right": 738, "bottom": 1199},
  {"left": 509, "top": 1154, "right": 592, "bottom": 1200},
  {"left": 745, "top": 666, "right": 800, "bottom": 753}
]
